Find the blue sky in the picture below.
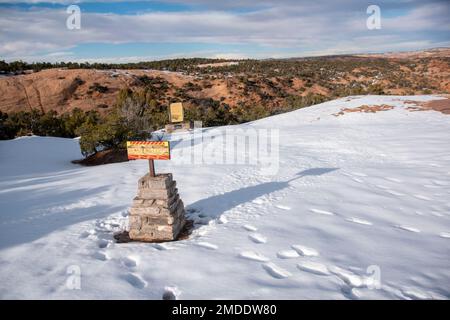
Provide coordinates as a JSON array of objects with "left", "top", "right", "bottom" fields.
[
  {"left": 0, "top": 0, "right": 449, "bottom": 62},
  {"left": 0, "top": 1, "right": 196, "bottom": 14}
]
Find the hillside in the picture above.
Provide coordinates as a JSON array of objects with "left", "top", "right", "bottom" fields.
[
  {"left": 0, "top": 95, "right": 449, "bottom": 299},
  {"left": 1, "top": 49, "right": 449, "bottom": 116}
]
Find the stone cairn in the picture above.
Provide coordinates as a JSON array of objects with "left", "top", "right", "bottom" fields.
[{"left": 129, "top": 173, "right": 186, "bottom": 242}]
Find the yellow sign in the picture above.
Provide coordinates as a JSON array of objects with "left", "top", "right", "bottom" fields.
[
  {"left": 127, "top": 141, "right": 170, "bottom": 160},
  {"left": 169, "top": 102, "right": 184, "bottom": 123}
]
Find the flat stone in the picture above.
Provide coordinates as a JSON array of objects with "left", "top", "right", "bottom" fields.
[
  {"left": 130, "top": 200, "right": 185, "bottom": 225},
  {"left": 131, "top": 198, "right": 155, "bottom": 207},
  {"left": 154, "top": 193, "right": 179, "bottom": 207},
  {"left": 130, "top": 198, "right": 182, "bottom": 217},
  {"left": 132, "top": 194, "right": 178, "bottom": 209},
  {"left": 138, "top": 173, "right": 173, "bottom": 190},
  {"left": 137, "top": 183, "right": 177, "bottom": 200},
  {"left": 130, "top": 205, "right": 161, "bottom": 216},
  {"left": 129, "top": 217, "right": 185, "bottom": 242}
]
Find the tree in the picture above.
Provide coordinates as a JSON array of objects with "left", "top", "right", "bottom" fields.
[
  {"left": 59, "top": 108, "right": 101, "bottom": 138},
  {"left": 116, "top": 87, "right": 168, "bottom": 133},
  {"left": 75, "top": 87, "right": 170, "bottom": 156},
  {"left": 233, "top": 104, "right": 270, "bottom": 122},
  {"left": 75, "top": 122, "right": 101, "bottom": 157},
  {"left": 36, "top": 110, "right": 64, "bottom": 136},
  {"left": 0, "top": 111, "right": 17, "bottom": 139}
]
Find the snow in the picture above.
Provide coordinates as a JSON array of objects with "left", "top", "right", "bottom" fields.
[{"left": 1, "top": 95, "right": 449, "bottom": 299}]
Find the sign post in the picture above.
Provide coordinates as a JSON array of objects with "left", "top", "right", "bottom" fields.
[
  {"left": 148, "top": 159, "right": 155, "bottom": 177},
  {"left": 125, "top": 140, "right": 186, "bottom": 243},
  {"left": 126, "top": 141, "right": 171, "bottom": 177}
]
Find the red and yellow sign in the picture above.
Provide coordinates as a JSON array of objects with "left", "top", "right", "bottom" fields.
[{"left": 127, "top": 141, "right": 170, "bottom": 160}]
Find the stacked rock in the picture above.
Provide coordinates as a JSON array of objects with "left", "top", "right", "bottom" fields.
[{"left": 129, "top": 173, "right": 186, "bottom": 242}]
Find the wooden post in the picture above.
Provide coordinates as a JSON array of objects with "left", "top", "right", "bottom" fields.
[{"left": 148, "top": 159, "right": 156, "bottom": 177}]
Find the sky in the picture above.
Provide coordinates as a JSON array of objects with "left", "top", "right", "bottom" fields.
[{"left": 0, "top": 0, "right": 449, "bottom": 63}]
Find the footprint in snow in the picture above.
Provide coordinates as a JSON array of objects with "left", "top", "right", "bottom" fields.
[
  {"left": 345, "top": 217, "right": 373, "bottom": 226},
  {"left": 195, "top": 242, "right": 218, "bottom": 250},
  {"left": 93, "top": 251, "right": 109, "bottom": 261},
  {"left": 385, "top": 189, "right": 405, "bottom": 196},
  {"left": 340, "top": 286, "right": 360, "bottom": 300},
  {"left": 413, "top": 194, "right": 432, "bottom": 201},
  {"left": 80, "top": 230, "right": 92, "bottom": 239},
  {"left": 98, "top": 239, "right": 111, "bottom": 249},
  {"left": 385, "top": 177, "right": 402, "bottom": 183},
  {"left": 238, "top": 251, "right": 270, "bottom": 262},
  {"left": 275, "top": 205, "right": 291, "bottom": 211},
  {"left": 123, "top": 273, "right": 147, "bottom": 289},
  {"left": 218, "top": 215, "right": 228, "bottom": 224},
  {"left": 243, "top": 225, "right": 257, "bottom": 232},
  {"left": 401, "top": 288, "right": 431, "bottom": 300},
  {"left": 395, "top": 225, "right": 421, "bottom": 233},
  {"left": 309, "top": 208, "right": 334, "bottom": 216},
  {"left": 80, "top": 229, "right": 96, "bottom": 239},
  {"left": 195, "top": 227, "right": 209, "bottom": 237},
  {"left": 121, "top": 256, "right": 139, "bottom": 268},
  {"left": 276, "top": 250, "right": 299, "bottom": 259},
  {"left": 297, "top": 261, "right": 330, "bottom": 276},
  {"left": 262, "top": 262, "right": 292, "bottom": 279},
  {"left": 252, "top": 198, "right": 266, "bottom": 205},
  {"left": 162, "top": 286, "right": 181, "bottom": 300},
  {"left": 329, "top": 266, "right": 365, "bottom": 288},
  {"left": 291, "top": 245, "right": 319, "bottom": 257},
  {"left": 153, "top": 243, "right": 175, "bottom": 250},
  {"left": 248, "top": 233, "right": 267, "bottom": 244},
  {"left": 423, "top": 184, "right": 439, "bottom": 189},
  {"left": 431, "top": 180, "right": 449, "bottom": 186},
  {"left": 352, "top": 172, "right": 367, "bottom": 177}
]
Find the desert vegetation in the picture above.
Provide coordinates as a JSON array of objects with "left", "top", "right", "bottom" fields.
[{"left": 1, "top": 50, "right": 449, "bottom": 158}]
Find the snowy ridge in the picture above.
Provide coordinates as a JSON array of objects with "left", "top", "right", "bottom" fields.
[{"left": 0, "top": 95, "right": 449, "bottom": 299}]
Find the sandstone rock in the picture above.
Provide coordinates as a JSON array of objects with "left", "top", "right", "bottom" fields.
[
  {"left": 138, "top": 173, "right": 173, "bottom": 189},
  {"left": 129, "top": 216, "right": 185, "bottom": 242},
  {"left": 137, "top": 183, "right": 177, "bottom": 200}
]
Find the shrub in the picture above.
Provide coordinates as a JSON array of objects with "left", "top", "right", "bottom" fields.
[{"left": 89, "top": 82, "right": 108, "bottom": 93}]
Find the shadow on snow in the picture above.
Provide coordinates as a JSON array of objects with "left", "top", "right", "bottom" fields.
[{"left": 186, "top": 167, "right": 339, "bottom": 226}]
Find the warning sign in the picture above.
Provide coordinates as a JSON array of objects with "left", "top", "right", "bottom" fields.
[
  {"left": 126, "top": 141, "right": 170, "bottom": 160},
  {"left": 169, "top": 102, "right": 184, "bottom": 123}
]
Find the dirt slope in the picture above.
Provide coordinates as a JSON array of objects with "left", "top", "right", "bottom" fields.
[
  {"left": 0, "top": 69, "right": 192, "bottom": 114},
  {"left": 1, "top": 49, "right": 449, "bottom": 115}
]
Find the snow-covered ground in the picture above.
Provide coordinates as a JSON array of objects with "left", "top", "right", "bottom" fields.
[{"left": 0, "top": 95, "right": 449, "bottom": 299}]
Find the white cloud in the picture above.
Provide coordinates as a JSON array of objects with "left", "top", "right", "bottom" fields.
[{"left": 0, "top": 1, "right": 448, "bottom": 61}]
